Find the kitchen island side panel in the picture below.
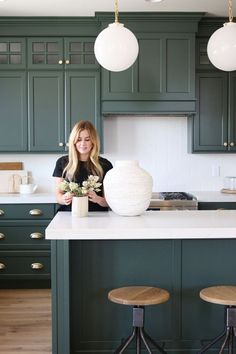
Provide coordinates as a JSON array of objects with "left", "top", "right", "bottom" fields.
[{"left": 51, "top": 238, "right": 236, "bottom": 354}]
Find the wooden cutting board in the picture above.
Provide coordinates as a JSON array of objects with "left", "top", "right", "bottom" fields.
[
  {"left": 221, "top": 188, "right": 236, "bottom": 194},
  {"left": 0, "top": 162, "right": 23, "bottom": 170},
  {"left": 0, "top": 170, "right": 28, "bottom": 193}
]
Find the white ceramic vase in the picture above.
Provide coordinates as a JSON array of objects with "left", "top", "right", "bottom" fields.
[
  {"left": 103, "top": 160, "right": 153, "bottom": 216},
  {"left": 71, "top": 196, "right": 88, "bottom": 217}
]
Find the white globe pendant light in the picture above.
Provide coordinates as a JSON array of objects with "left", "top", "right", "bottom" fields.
[
  {"left": 94, "top": 0, "right": 139, "bottom": 72},
  {"left": 207, "top": 0, "right": 236, "bottom": 71}
]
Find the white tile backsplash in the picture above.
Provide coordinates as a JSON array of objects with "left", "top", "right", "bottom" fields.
[{"left": 1, "top": 115, "right": 236, "bottom": 193}]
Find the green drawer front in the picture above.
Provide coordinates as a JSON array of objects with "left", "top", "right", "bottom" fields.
[
  {"left": 0, "top": 204, "right": 55, "bottom": 219},
  {"left": 0, "top": 251, "right": 50, "bottom": 278},
  {"left": 0, "top": 222, "right": 50, "bottom": 249}
]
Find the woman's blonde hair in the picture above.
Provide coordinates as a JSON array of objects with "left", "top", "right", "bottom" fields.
[{"left": 63, "top": 120, "right": 103, "bottom": 181}]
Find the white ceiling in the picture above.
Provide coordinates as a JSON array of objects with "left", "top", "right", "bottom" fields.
[{"left": 0, "top": 0, "right": 232, "bottom": 18}]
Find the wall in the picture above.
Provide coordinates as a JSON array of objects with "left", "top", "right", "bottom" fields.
[{"left": 1, "top": 115, "right": 236, "bottom": 193}]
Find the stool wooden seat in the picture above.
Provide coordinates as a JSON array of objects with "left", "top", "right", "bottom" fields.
[
  {"left": 108, "top": 286, "right": 170, "bottom": 306},
  {"left": 200, "top": 286, "right": 236, "bottom": 306},
  {"left": 198, "top": 285, "right": 236, "bottom": 354},
  {"left": 108, "top": 286, "right": 170, "bottom": 354}
]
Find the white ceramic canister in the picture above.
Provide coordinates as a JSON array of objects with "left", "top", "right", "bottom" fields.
[{"left": 103, "top": 160, "right": 153, "bottom": 216}]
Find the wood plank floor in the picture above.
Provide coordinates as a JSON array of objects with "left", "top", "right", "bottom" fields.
[{"left": 0, "top": 289, "right": 52, "bottom": 354}]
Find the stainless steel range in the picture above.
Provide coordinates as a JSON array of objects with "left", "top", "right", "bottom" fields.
[{"left": 148, "top": 192, "right": 198, "bottom": 210}]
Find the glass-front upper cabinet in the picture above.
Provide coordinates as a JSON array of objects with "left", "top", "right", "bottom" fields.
[
  {"left": 0, "top": 38, "right": 26, "bottom": 69},
  {"left": 27, "top": 37, "right": 98, "bottom": 69}
]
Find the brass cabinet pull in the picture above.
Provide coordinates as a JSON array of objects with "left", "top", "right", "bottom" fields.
[
  {"left": 0, "top": 263, "right": 6, "bottom": 270},
  {"left": 58, "top": 142, "right": 64, "bottom": 147},
  {"left": 31, "top": 262, "right": 44, "bottom": 270},
  {"left": 29, "top": 209, "right": 43, "bottom": 216},
  {"left": 223, "top": 142, "right": 228, "bottom": 147},
  {"left": 0, "top": 209, "right": 4, "bottom": 216},
  {"left": 0, "top": 233, "right": 5, "bottom": 240},
  {"left": 65, "top": 59, "right": 70, "bottom": 64},
  {"left": 58, "top": 59, "right": 63, "bottom": 64},
  {"left": 230, "top": 142, "right": 235, "bottom": 147},
  {"left": 30, "top": 232, "right": 43, "bottom": 239}
]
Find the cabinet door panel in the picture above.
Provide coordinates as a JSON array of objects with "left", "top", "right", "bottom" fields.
[
  {"left": 28, "top": 71, "right": 64, "bottom": 152},
  {"left": 28, "top": 38, "right": 63, "bottom": 69},
  {"left": 138, "top": 39, "right": 162, "bottom": 93},
  {"left": 166, "top": 38, "right": 193, "bottom": 96},
  {"left": 193, "top": 72, "right": 228, "bottom": 152},
  {"left": 0, "top": 71, "right": 27, "bottom": 151},
  {"left": 229, "top": 72, "right": 236, "bottom": 151},
  {"left": 0, "top": 38, "right": 26, "bottom": 69},
  {"left": 65, "top": 71, "right": 100, "bottom": 142}
]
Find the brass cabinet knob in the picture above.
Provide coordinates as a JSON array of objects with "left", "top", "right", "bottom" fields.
[
  {"left": 29, "top": 209, "right": 43, "bottom": 216},
  {"left": 0, "top": 263, "right": 6, "bottom": 270},
  {"left": 31, "top": 262, "right": 44, "bottom": 270},
  {"left": 223, "top": 142, "right": 228, "bottom": 147},
  {"left": 58, "top": 60, "right": 63, "bottom": 64},
  {"left": 0, "top": 233, "right": 5, "bottom": 240},
  {"left": 65, "top": 59, "right": 70, "bottom": 64},
  {"left": 30, "top": 232, "right": 43, "bottom": 239},
  {"left": 58, "top": 142, "right": 64, "bottom": 147},
  {"left": 230, "top": 142, "right": 235, "bottom": 147},
  {"left": 0, "top": 209, "right": 4, "bottom": 216}
]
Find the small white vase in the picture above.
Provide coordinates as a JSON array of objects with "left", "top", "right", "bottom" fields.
[
  {"left": 71, "top": 196, "right": 88, "bottom": 217},
  {"left": 103, "top": 160, "right": 153, "bottom": 216}
]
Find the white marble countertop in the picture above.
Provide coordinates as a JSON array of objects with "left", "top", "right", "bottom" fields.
[
  {"left": 0, "top": 192, "right": 56, "bottom": 204},
  {"left": 192, "top": 191, "right": 236, "bottom": 203},
  {"left": 46, "top": 210, "right": 236, "bottom": 240}
]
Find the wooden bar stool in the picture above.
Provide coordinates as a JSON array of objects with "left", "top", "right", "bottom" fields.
[
  {"left": 108, "top": 286, "right": 170, "bottom": 354},
  {"left": 198, "top": 285, "right": 236, "bottom": 354}
]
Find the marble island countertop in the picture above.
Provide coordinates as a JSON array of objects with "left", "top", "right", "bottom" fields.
[{"left": 46, "top": 210, "right": 236, "bottom": 240}]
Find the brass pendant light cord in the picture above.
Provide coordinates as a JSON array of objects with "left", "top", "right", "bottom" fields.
[
  {"left": 229, "top": 0, "right": 233, "bottom": 22},
  {"left": 115, "top": 0, "right": 119, "bottom": 23}
]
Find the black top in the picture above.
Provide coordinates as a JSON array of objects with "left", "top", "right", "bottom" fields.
[{"left": 53, "top": 155, "right": 113, "bottom": 212}]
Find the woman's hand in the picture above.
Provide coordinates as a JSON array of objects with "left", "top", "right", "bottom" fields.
[
  {"left": 63, "top": 192, "right": 73, "bottom": 205},
  {"left": 87, "top": 191, "right": 109, "bottom": 207}
]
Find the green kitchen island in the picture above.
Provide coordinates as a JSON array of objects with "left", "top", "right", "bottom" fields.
[{"left": 46, "top": 210, "right": 236, "bottom": 354}]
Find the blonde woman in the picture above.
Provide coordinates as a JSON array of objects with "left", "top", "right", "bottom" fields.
[{"left": 53, "top": 120, "right": 113, "bottom": 212}]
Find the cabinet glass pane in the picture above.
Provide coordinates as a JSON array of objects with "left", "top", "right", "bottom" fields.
[
  {"left": 70, "top": 54, "right": 82, "bottom": 64},
  {"left": 0, "top": 55, "right": 8, "bottom": 64},
  {"left": 33, "top": 54, "right": 45, "bottom": 64},
  {"left": 10, "top": 55, "right": 21, "bottom": 64},
  {"left": 84, "top": 42, "right": 94, "bottom": 52},
  {"left": 47, "top": 42, "right": 59, "bottom": 52},
  {"left": 33, "top": 42, "right": 45, "bottom": 52},
  {"left": 10, "top": 43, "right": 21, "bottom": 52},
  {"left": 47, "top": 54, "right": 59, "bottom": 64},
  {"left": 0, "top": 43, "right": 7, "bottom": 52},
  {"left": 70, "top": 42, "right": 82, "bottom": 51},
  {"left": 84, "top": 54, "right": 95, "bottom": 64}
]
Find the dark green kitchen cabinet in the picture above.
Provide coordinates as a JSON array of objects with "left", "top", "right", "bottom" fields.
[
  {"left": 0, "top": 203, "right": 55, "bottom": 288},
  {"left": 189, "top": 72, "right": 236, "bottom": 152},
  {"left": 0, "top": 71, "right": 27, "bottom": 152},
  {"left": 28, "top": 70, "right": 100, "bottom": 152},
  {"left": 27, "top": 37, "right": 98, "bottom": 70},
  {"left": 102, "top": 33, "right": 196, "bottom": 114},
  {"left": 195, "top": 38, "right": 215, "bottom": 70},
  {"left": 0, "top": 37, "right": 26, "bottom": 69}
]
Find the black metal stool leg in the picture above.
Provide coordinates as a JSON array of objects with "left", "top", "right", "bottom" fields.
[
  {"left": 219, "top": 327, "right": 230, "bottom": 354},
  {"left": 136, "top": 328, "right": 141, "bottom": 354},
  {"left": 139, "top": 327, "right": 153, "bottom": 354},
  {"left": 198, "top": 329, "right": 227, "bottom": 354},
  {"left": 114, "top": 328, "right": 136, "bottom": 354},
  {"left": 142, "top": 329, "right": 168, "bottom": 354}
]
